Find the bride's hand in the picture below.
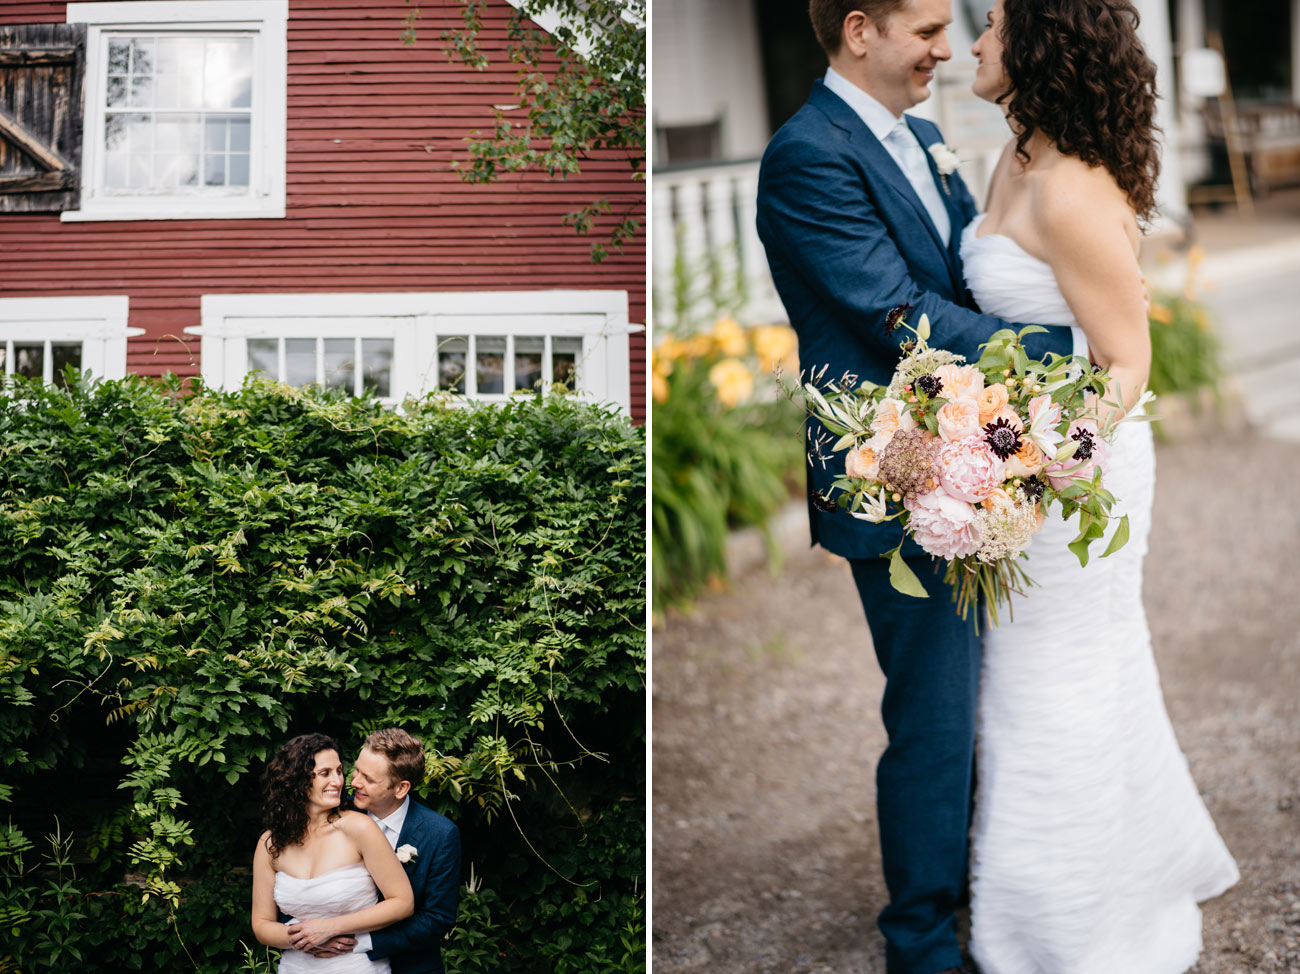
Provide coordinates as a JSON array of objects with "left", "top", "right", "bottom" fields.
[
  {"left": 306, "top": 934, "right": 358, "bottom": 958},
  {"left": 286, "top": 918, "right": 345, "bottom": 951}
]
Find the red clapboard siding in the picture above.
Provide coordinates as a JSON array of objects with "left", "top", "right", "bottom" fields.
[{"left": 0, "top": 0, "right": 646, "bottom": 422}]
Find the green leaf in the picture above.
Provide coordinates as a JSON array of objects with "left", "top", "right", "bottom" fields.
[
  {"left": 1101, "top": 514, "right": 1130, "bottom": 557},
  {"left": 1068, "top": 536, "right": 1091, "bottom": 568},
  {"left": 888, "top": 547, "right": 929, "bottom": 599}
]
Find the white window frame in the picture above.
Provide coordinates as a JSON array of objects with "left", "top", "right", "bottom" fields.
[
  {"left": 63, "top": 0, "right": 288, "bottom": 222},
  {"left": 189, "top": 291, "right": 638, "bottom": 413},
  {"left": 0, "top": 296, "right": 140, "bottom": 382}
]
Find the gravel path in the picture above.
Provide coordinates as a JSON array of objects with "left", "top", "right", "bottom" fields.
[{"left": 652, "top": 429, "right": 1300, "bottom": 973}]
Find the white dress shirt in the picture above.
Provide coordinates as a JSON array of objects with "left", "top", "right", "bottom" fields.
[
  {"left": 822, "top": 69, "right": 1089, "bottom": 362},
  {"left": 352, "top": 795, "right": 412, "bottom": 954},
  {"left": 823, "top": 67, "right": 951, "bottom": 245}
]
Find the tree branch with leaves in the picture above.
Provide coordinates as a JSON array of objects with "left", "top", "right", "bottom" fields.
[{"left": 404, "top": 0, "right": 645, "bottom": 262}]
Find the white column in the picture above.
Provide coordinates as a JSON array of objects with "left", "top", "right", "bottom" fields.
[
  {"left": 676, "top": 180, "right": 708, "bottom": 320},
  {"left": 1135, "top": 0, "right": 1188, "bottom": 226},
  {"left": 651, "top": 183, "right": 677, "bottom": 331},
  {"left": 735, "top": 169, "right": 781, "bottom": 323},
  {"left": 705, "top": 174, "right": 738, "bottom": 303}
]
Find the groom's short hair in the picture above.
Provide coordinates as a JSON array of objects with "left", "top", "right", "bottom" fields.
[
  {"left": 363, "top": 727, "right": 425, "bottom": 787},
  {"left": 810, "top": 0, "right": 908, "bottom": 53}
]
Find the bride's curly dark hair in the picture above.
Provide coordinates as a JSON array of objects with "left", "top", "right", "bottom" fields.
[
  {"left": 262, "top": 733, "right": 341, "bottom": 859},
  {"left": 997, "top": 0, "right": 1160, "bottom": 224}
]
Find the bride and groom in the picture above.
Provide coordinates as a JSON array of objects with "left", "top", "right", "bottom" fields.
[
  {"left": 251, "top": 729, "right": 461, "bottom": 973},
  {"left": 756, "top": 0, "right": 1238, "bottom": 971}
]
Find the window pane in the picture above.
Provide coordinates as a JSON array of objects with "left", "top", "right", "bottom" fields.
[
  {"left": 514, "top": 336, "right": 543, "bottom": 393},
  {"left": 14, "top": 343, "right": 43, "bottom": 379},
  {"left": 230, "top": 117, "right": 251, "bottom": 153},
  {"left": 552, "top": 336, "right": 582, "bottom": 388},
  {"left": 247, "top": 338, "right": 277, "bottom": 378},
  {"left": 476, "top": 336, "right": 505, "bottom": 394},
  {"left": 206, "top": 39, "right": 253, "bottom": 109},
  {"left": 107, "top": 75, "right": 127, "bottom": 107},
  {"left": 205, "top": 155, "right": 226, "bottom": 187},
  {"left": 108, "top": 39, "right": 130, "bottom": 74},
  {"left": 51, "top": 343, "right": 82, "bottom": 389},
  {"left": 323, "top": 338, "right": 355, "bottom": 392},
  {"left": 130, "top": 38, "right": 154, "bottom": 75},
  {"left": 129, "top": 75, "right": 153, "bottom": 108},
  {"left": 229, "top": 153, "right": 250, "bottom": 187},
  {"left": 284, "top": 339, "right": 316, "bottom": 387},
  {"left": 438, "top": 336, "right": 466, "bottom": 393},
  {"left": 362, "top": 339, "right": 393, "bottom": 397}
]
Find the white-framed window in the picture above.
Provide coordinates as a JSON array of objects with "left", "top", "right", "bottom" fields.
[
  {"left": 0, "top": 296, "right": 141, "bottom": 385},
  {"left": 63, "top": 1, "right": 287, "bottom": 222},
  {"left": 189, "top": 291, "right": 638, "bottom": 413}
]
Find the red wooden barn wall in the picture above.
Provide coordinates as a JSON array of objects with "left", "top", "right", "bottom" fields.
[{"left": 0, "top": 0, "right": 646, "bottom": 421}]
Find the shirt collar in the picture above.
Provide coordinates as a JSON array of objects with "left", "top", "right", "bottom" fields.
[
  {"left": 824, "top": 67, "right": 907, "bottom": 144},
  {"left": 371, "top": 794, "right": 411, "bottom": 839}
]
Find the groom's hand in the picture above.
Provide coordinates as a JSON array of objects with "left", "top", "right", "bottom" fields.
[{"left": 305, "top": 934, "right": 358, "bottom": 957}]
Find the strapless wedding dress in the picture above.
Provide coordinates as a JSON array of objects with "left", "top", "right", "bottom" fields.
[
  {"left": 274, "top": 863, "right": 391, "bottom": 973},
  {"left": 959, "top": 215, "right": 1239, "bottom": 974}
]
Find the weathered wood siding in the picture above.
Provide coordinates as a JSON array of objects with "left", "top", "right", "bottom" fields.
[
  {"left": 0, "top": 23, "right": 85, "bottom": 211},
  {"left": 0, "top": 0, "right": 646, "bottom": 420}
]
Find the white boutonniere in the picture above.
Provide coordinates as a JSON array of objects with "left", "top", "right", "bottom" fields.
[
  {"left": 928, "top": 142, "right": 962, "bottom": 194},
  {"left": 396, "top": 844, "right": 419, "bottom": 864}
]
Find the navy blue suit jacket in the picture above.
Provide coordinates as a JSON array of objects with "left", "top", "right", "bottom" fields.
[
  {"left": 367, "top": 800, "right": 461, "bottom": 974},
  {"left": 756, "top": 80, "right": 1074, "bottom": 559}
]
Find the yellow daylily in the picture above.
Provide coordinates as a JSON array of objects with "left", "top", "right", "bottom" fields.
[
  {"left": 711, "top": 316, "right": 749, "bottom": 358},
  {"left": 750, "top": 324, "right": 798, "bottom": 368},
  {"left": 652, "top": 371, "right": 671, "bottom": 404},
  {"left": 708, "top": 358, "right": 754, "bottom": 408}
]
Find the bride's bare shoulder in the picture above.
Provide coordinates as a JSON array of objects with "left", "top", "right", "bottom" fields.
[{"left": 1029, "top": 156, "right": 1134, "bottom": 245}]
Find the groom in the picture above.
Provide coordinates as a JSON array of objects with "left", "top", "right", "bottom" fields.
[
  {"left": 302, "top": 728, "right": 461, "bottom": 973},
  {"left": 755, "top": 1, "right": 1078, "bottom": 973}
]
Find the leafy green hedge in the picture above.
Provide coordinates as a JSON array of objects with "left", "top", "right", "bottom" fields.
[{"left": 0, "top": 375, "right": 644, "bottom": 973}]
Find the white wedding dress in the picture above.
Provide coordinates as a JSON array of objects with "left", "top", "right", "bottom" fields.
[
  {"left": 274, "top": 862, "right": 391, "bottom": 973},
  {"left": 959, "top": 214, "right": 1239, "bottom": 974}
]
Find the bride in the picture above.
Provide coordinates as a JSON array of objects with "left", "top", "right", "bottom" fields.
[
  {"left": 252, "top": 733, "right": 414, "bottom": 972},
  {"left": 960, "top": 1, "right": 1238, "bottom": 970}
]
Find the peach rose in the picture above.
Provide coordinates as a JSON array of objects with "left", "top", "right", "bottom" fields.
[
  {"left": 933, "top": 363, "right": 985, "bottom": 402},
  {"left": 1004, "top": 438, "right": 1046, "bottom": 479},
  {"left": 936, "top": 398, "right": 981, "bottom": 442},
  {"left": 871, "top": 398, "right": 918, "bottom": 435},
  {"left": 977, "top": 383, "right": 1010, "bottom": 425},
  {"left": 845, "top": 432, "right": 892, "bottom": 480}
]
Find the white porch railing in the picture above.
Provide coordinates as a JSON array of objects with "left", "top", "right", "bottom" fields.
[{"left": 652, "top": 159, "right": 788, "bottom": 332}]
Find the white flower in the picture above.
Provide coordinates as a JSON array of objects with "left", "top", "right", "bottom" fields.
[
  {"left": 396, "top": 844, "right": 418, "bottom": 864},
  {"left": 928, "top": 142, "right": 962, "bottom": 175},
  {"left": 849, "top": 487, "right": 891, "bottom": 523}
]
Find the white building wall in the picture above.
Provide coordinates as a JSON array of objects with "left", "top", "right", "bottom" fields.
[{"left": 652, "top": 0, "right": 770, "bottom": 161}]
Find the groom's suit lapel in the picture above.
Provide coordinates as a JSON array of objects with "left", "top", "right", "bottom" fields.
[
  {"left": 394, "top": 802, "right": 424, "bottom": 865},
  {"left": 907, "top": 115, "right": 970, "bottom": 299},
  {"left": 810, "top": 82, "right": 956, "bottom": 278}
]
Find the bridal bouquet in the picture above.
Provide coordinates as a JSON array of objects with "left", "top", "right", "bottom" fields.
[{"left": 792, "top": 309, "right": 1151, "bottom": 628}]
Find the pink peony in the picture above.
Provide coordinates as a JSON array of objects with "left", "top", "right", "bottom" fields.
[
  {"left": 1044, "top": 418, "right": 1108, "bottom": 490},
  {"left": 905, "top": 486, "right": 982, "bottom": 559},
  {"left": 938, "top": 438, "right": 1006, "bottom": 503},
  {"left": 933, "top": 363, "right": 985, "bottom": 402},
  {"left": 936, "top": 398, "right": 982, "bottom": 442}
]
